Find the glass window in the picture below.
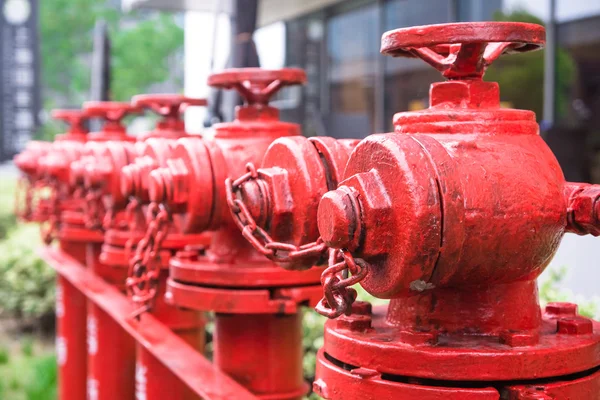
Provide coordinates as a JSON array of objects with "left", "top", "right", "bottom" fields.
[
  {"left": 548, "top": 16, "right": 600, "bottom": 183},
  {"left": 326, "top": 4, "right": 379, "bottom": 139},
  {"left": 457, "top": 0, "right": 502, "bottom": 22},
  {"left": 284, "top": 16, "right": 327, "bottom": 136},
  {"left": 383, "top": 0, "right": 453, "bottom": 131}
]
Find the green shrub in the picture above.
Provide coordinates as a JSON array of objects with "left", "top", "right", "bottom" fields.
[
  {"left": 0, "top": 224, "right": 55, "bottom": 319},
  {"left": 0, "top": 346, "right": 9, "bottom": 365},
  {"left": 0, "top": 178, "right": 18, "bottom": 239},
  {"left": 540, "top": 266, "right": 599, "bottom": 319},
  {"left": 25, "top": 354, "right": 57, "bottom": 400},
  {"left": 0, "top": 339, "right": 55, "bottom": 400},
  {"left": 21, "top": 337, "right": 35, "bottom": 357}
]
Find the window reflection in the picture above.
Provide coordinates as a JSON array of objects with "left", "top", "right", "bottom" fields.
[
  {"left": 326, "top": 4, "right": 378, "bottom": 139},
  {"left": 383, "top": 0, "right": 453, "bottom": 131}
]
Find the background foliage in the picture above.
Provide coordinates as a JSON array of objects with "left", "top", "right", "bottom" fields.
[
  {"left": 37, "top": 0, "right": 184, "bottom": 140},
  {"left": 486, "top": 10, "right": 576, "bottom": 121}
]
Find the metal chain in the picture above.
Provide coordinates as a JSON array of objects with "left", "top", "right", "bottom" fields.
[
  {"left": 14, "top": 177, "right": 32, "bottom": 220},
  {"left": 225, "top": 162, "right": 328, "bottom": 266},
  {"left": 315, "top": 249, "right": 369, "bottom": 319},
  {"left": 124, "top": 198, "right": 143, "bottom": 261},
  {"left": 84, "top": 189, "right": 104, "bottom": 230},
  {"left": 40, "top": 180, "right": 60, "bottom": 245},
  {"left": 126, "top": 202, "right": 170, "bottom": 317},
  {"left": 102, "top": 208, "right": 115, "bottom": 231}
]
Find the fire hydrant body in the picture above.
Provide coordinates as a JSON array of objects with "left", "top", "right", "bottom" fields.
[
  {"left": 73, "top": 101, "right": 141, "bottom": 400},
  {"left": 14, "top": 141, "right": 52, "bottom": 222},
  {"left": 227, "top": 136, "right": 359, "bottom": 270},
  {"left": 35, "top": 109, "right": 96, "bottom": 400},
  {"left": 144, "top": 68, "right": 322, "bottom": 399},
  {"left": 96, "top": 94, "right": 209, "bottom": 400},
  {"left": 313, "top": 23, "right": 600, "bottom": 399}
]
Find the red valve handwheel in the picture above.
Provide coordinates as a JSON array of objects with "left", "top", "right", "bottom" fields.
[
  {"left": 51, "top": 109, "right": 91, "bottom": 133},
  {"left": 381, "top": 22, "right": 545, "bottom": 79},
  {"left": 83, "top": 101, "right": 143, "bottom": 122},
  {"left": 207, "top": 68, "right": 306, "bottom": 104},
  {"left": 132, "top": 94, "right": 207, "bottom": 118}
]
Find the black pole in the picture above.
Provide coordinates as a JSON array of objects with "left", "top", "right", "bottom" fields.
[
  {"left": 89, "top": 20, "right": 111, "bottom": 131},
  {"left": 205, "top": 0, "right": 260, "bottom": 125}
]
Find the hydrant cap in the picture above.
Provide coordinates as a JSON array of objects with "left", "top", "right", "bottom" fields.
[{"left": 318, "top": 188, "right": 359, "bottom": 249}]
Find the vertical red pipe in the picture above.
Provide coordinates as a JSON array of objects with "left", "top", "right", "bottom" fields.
[
  {"left": 137, "top": 271, "right": 205, "bottom": 400},
  {"left": 213, "top": 312, "right": 306, "bottom": 400},
  {"left": 86, "top": 243, "right": 136, "bottom": 400},
  {"left": 56, "top": 241, "right": 88, "bottom": 400}
]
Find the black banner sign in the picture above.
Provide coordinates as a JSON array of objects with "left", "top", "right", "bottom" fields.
[{"left": 1, "top": 0, "right": 40, "bottom": 160}]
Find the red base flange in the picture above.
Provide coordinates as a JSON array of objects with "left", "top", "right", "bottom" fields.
[
  {"left": 170, "top": 253, "right": 323, "bottom": 288},
  {"left": 166, "top": 277, "right": 322, "bottom": 314},
  {"left": 100, "top": 228, "right": 210, "bottom": 269},
  {"left": 167, "top": 255, "right": 323, "bottom": 314},
  {"left": 59, "top": 211, "right": 105, "bottom": 243},
  {"left": 314, "top": 303, "right": 600, "bottom": 399},
  {"left": 314, "top": 349, "right": 600, "bottom": 399}
]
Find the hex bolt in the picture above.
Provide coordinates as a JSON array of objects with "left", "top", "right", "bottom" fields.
[
  {"left": 398, "top": 330, "right": 439, "bottom": 346},
  {"left": 336, "top": 314, "right": 372, "bottom": 332},
  {"left": 350, "top": 301, "right": 372, "bottom": 316},
  {"left": 500, "top": 330, "right": 540, "bottom": 347},
  {"left": 557, "top": 317, "right": 593, "bottom": 335},
  {"left": 318, "top": 186, "right": 361, "bottom": 249},
  {"left": 545, "top": 302, "right": 578, "bottom": 318}
]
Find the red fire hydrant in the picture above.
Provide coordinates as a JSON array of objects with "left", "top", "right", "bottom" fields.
[
  {"left": 95, "top": 94, "right": 209, "bottom": 400},
  {"left": 73, "top": 101, "right": 141, "bottom": 400},
  {"left": 35, "top": 109, "right": 94, "bottom": 400},
  {"left": 312, "top": 22, "right": 600, "bottom": 399},
  {"left": 225, "top": 136, "right": 359, "bottom": 270},
  {"left": 138, "top": 68, "right": 321, "bottom": 399},
  {"left": 14, "top": 140, "right": 52, "bottom": 222}
]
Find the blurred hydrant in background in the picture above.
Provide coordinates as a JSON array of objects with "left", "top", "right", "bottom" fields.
[
  {"left": 138, "top": 68, "right": 322, "bottom": 400},
  {"left": 226, "top": 136, "right": 358, "bottom": 270},
  {"left": 13, "top": 140, "right": 52, "bottom": 223},
  {"left": 312, "top": 22, "right": 600, "bottom": 399},
  {"left": 33, "top": 109, "right": 95, "bottom": 400},
  {"left": 65, "top": 101, "right": 141, "bottom": 400},
  {"left": 95, "top": 94, "right": 209, "bottom": 400}
]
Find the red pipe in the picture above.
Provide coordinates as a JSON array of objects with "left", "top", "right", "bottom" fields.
[
  {"left": 87, "top": 243, "right": 136, "bottom": 400},
  {"left": 213, "top": 313, "right": 306, "bottom": 400},
  {"left": 40, "top": 246, "right": 257, "bottom": 400},
  {"left": 87, "top": 304, "right": 136, "bottom": 400},
  {"left": 56, "top": 240, "right": 88, "bottom": 400},
  {"left": 137, "top": 271, "right": 205, "bottom": 400}
]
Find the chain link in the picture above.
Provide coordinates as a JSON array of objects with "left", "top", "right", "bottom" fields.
[
  {"left": 84, "top": 189, "right": 104, "bottom": 230},
  {"left": 225, "top": 162, "right": 328, "bottom": 267},
  {"left": 14, "top": 177, "right": 33, "bottom": 220},
  {"left": 40, "top": 180, "right": 60, "bottom": 245},
  {"left": 126, "top": 202, "right": 170, "bottom": 317},
  {"left": 124, "top": 198, "right": 143, "bottom": 262},
  {"left": 315, "top": 249, "right": 369, "bottom": 318}
]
